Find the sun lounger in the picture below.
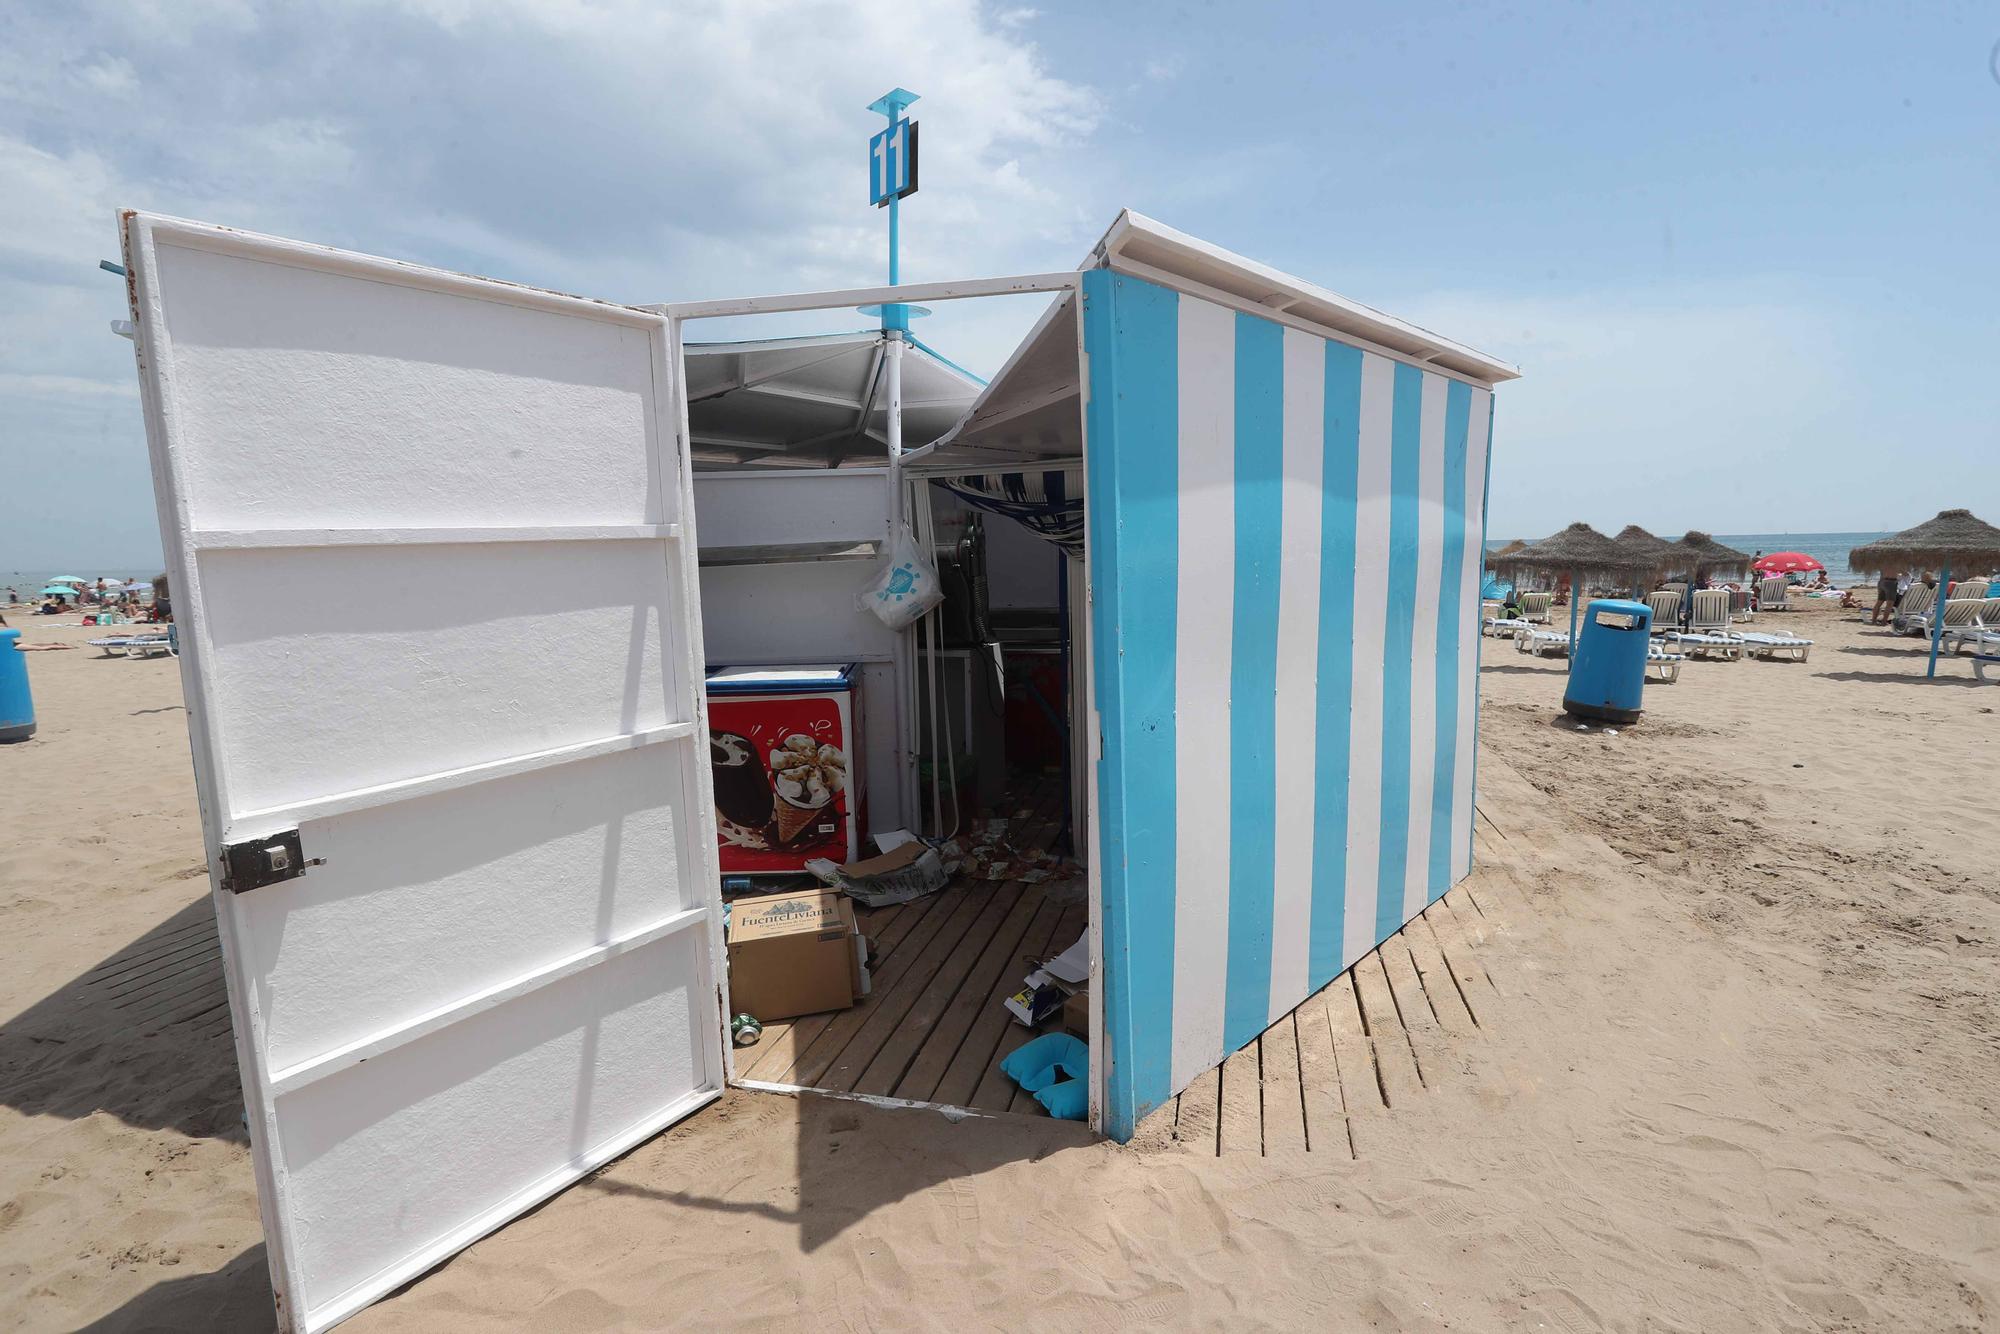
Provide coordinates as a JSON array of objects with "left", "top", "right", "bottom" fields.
[
  {"left": 87, "top": 635, "right": 145, "bottom": 657},
  {"left": 1974, "top": 648, "right": 2000, "bottom": 683},
  {"left": 1689, "top": 588, "right": 1733, "bottom": 636},
  {"left": 1644, "top": 591, "right": 1681, "bottom": 627},
  {"left": 1757, "top": 577, "right": 1789, "bottom": 612},
  {"left": 114, "top": 626, "right": 178, "bottom": 659},
  {"left": 1942, "top": 598, "right": 2000, "bottom": 654},
  {"left": 1732, "top": 631, "right": 1813, "bottom": 663},
  {"left": 1514, "top": 628, "right": 1571, "bottom": 657},
  {"left": 1645, "top": 646, "right": 1683, "bottom": 683},
  {"left": 1954, "top": 578, "right": 1990, "bottom": 602},
  {"left": 1891, "top": 583, "right": 1936, "bottom": 635},
  {"left": 1910, "top": 598, "right": 1982, "bottom": 644},
  {"left": 1665, "top": 631, "right": 1741, "bottom": 661},
  {"left": 1518, "top": 592, "right": 1554, "bottom": 625},
  {"left": 1483, "top": 615, "right": 1532, "bottom": 639}
]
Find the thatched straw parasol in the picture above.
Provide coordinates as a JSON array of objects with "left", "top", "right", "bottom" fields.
[
  {"left": 1493, "top": 523, "right": 1659, "bottom": 583},
  {"left": 1847, "top": 509, "right": 2000, "bottom": 577},
  {"left": 1493, "top": 523, "right": 1662, "bottom": 644},
  {"left": 1666, "top": 530, "right": 1751, "bottom": 580},
  {"left": 1491, "top": 538, "right": 1529, "bottom": 559},
  {"left": 1611, "top": 524, "right": 1674, "bottom": 563},
  {"left": 1849, "top": 509, "right": 2000, "bottom": 678}
]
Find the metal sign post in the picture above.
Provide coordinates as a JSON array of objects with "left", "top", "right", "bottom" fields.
[{"left": 866, "top": 86, "right": 923, "bottom": 834}]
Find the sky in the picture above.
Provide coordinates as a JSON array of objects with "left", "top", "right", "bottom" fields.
[{"left": 2, "top": 0, "right": 1995, "bottom": 572}]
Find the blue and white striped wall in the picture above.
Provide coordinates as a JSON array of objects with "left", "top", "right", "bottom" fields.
[{"left": 1082, "top": 269, "right": 1495, "bottom": 1140}]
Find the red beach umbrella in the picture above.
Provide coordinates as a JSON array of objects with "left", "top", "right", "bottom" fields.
[{"left": 1751, "top": 551, "right": 1823, "bottom": 574}]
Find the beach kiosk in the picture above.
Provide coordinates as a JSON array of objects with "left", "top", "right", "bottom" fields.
[{"left": 117, "top": 207, "right": 1515, "bottom": 1331}]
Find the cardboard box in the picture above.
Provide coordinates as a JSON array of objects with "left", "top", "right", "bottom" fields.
[
  {"left": 807, "top": 834, "right": 948, "bottom": 907},
  {"left": 1062, "top": 988, "right": 1090, "bottom": 1041},
  {"left": 727, "top": 890, "right": 862, "bottom": 1021}
]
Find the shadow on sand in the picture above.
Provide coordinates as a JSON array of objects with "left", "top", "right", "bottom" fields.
[
  {"left": 0, "top": 897, "right": 244, "bottom": 1145},
  {"left": 76, "top": 1246, "right": 273, "bottom": 1333}
]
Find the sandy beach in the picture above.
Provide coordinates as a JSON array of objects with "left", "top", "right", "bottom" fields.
[{"left": 3, "top": 598, "right": 1996, "bottom": 1331}]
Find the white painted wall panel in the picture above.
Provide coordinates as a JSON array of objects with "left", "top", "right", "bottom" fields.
[
  {"left": 122, "top": 214, "right": 723, "bottom": 1334},
  {"left": 154, "top": 241, "right": 665, "bottom": 531},
  {"left": 696, "top": 561, "right": 899, "bottom": 664},
  {"left": 197, "top": 542, "right": 677, "bottom": 815},
  {"left": 242, "top": 742, "right": 692, "bottom": 1071},
  {"left": 274, "top": 931, "right": 708, "bottom": 1328},
  {"left": 692, "top": 469, "right": 890, "bottom": 549}
]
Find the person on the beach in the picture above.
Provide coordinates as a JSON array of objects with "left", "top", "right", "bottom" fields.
[{"left": 1873, "top": 569, "right": 1900, "bottom": 624}]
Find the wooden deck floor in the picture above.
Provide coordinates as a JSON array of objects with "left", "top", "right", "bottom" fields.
[
  {"left": 733, "top": 761, "right": 1538, "bottom": 1148},
  {"left": 733, "top": 770, "right": 1083, "bottom": 1118}
]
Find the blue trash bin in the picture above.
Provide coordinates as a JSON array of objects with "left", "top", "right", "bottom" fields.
[
  {"left": 1563, "top": 599, "right": 1652, "bottom": 724},
  {"left": 0, "top": 628, "right": 34, "bottom": 742}
]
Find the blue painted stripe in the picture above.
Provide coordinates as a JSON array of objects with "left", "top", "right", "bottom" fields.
[
  {"left": 1374, "top": 364, "right": 1426, "bottom": 946},
  {"left": 1082, "top": 269, "right": 1180, "bottom": 1140},
  {"left": 1308, "top": 342, "right": 1364, "bottom": 988},
  {"left": 1223, "top": 313, "right": 1284, "bottom": 1052},
  {"left": 1428, "top": 381, "right": 1473, "bottom": 901}
]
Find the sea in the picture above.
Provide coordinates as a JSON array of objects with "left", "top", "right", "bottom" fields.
[{"left": 1486, "top": 532, "right": 1893, "bottom": 587}]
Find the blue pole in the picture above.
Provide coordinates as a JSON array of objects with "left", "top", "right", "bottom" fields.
[
  {"left": 1569, "top": 568, "right": 1581, "bottom": 649},
  {"left": 888, "top": 190, "right": 899, "bottom": 287},
  {"left": 1926, "top": 564, "right": 1951, "bottom": 678}
]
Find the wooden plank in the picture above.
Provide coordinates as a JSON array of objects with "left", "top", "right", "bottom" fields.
[
  {"left": 1000, "top": 903, "right": 1088, "bottom": 1114},
  {"left": 1260, "top": 1015, "right": 1309, "bottom": 1156},
  {"left": 736, "top": 895, "right": 936, "bottom": 1082},
  {"left": 891, "top": 883, "right": 1049, "bottom": 1102},
  {"left": 752, "top": 888, "right": 965, "bottom": 1085},
  {"left": 1420, "top": 898, "right": 1497, "bottom": 1012},
  {"left": 850, "top": 883, "right": 1027, "bottom": 1097},
  {"left": 1293, "top": 991, "right": 1351, "bottom": 1157},
  {"left": 1322, "top": 971, "right": 1370, "bottom": 1040},
  {"left": 1332, "top": 1036, "right": 1386, "bottom": 1159},
  {"left": 803, "top": 885, "right": 1000, "bottom": 1091},
  {"left": 1216, "top": 1042, "right": 1262, "bottom": 1155},
  {"left": 1379, "top": 936, "right": 1441, "bottom": 1037},
  {"left": 977, "top": 902, "right": 1084, "bottom": 1113},
  {"left": 1172, "top": 1065, "right": 1221, "bottom": 1155},
  {"left": 1352, "top": 954, "right": 1425, "bottom": 1103},
  {"left": 1404, "top": 916, "right": 1479, "bottom": 1034},
  {"left": 930, "top": 898, "right": 1068, "bottom": 1107}
]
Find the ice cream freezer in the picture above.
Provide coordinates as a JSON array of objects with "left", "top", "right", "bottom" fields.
[{"left": 705, "top": 664, "right": 862, "bottom": 875}]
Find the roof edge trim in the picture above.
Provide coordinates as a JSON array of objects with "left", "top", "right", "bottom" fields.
[{"left": 1090, "top": 210, "right": 1521, "bottom": 385}]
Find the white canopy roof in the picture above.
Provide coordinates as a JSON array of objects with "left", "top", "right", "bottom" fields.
[
  {"left": 685, "top": 331, "right": 981, "bottom": 469},
  {"left": 910, "top": 210, "right": 1518, "bottom": 477}
]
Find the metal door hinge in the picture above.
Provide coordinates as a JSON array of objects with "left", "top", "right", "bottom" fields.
[{"left": 223, "top": 829, "right": 307, "bottom": 894}]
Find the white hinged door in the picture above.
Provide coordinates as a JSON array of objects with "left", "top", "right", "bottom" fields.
[{"left": 119, "top": 212, "right": 726, "bottom": 1333}]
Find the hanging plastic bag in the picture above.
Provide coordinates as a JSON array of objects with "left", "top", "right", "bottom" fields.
[{"left": 857, "top": 525, "right": 944, "bottom": 630}]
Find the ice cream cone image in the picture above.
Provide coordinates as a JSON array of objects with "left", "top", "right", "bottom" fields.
[
  {"left": 769, "top": 734, "right": 845, "bottom": 847},
  {"left": 772, "top": 792, "right": 825, "bottom": 844}
]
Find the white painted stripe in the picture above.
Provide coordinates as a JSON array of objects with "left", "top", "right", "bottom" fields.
[
  {"left": 1267, "top": 327, "right": 1325, "bottom": 1022},
  {"left": 1172, "top": 295, "right": 1236, "bottom": 1089},
  {"left": 1452, "top": 391, "right": 1493, "bottom": 881},
  {"left": 1403, "top": 373, "right": 1448, "bottom": 919},
  {"left": 1343, "top": 353, "right": 1397, "bottom": 967}
]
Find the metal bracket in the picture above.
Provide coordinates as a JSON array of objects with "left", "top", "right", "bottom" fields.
[{"left": 223, "top": 829, "right": 306, "bottom": 894}]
